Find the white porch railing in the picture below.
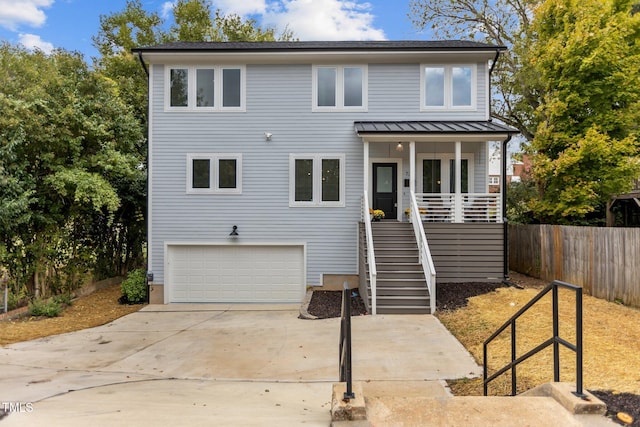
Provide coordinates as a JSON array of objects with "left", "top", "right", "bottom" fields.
[
  {"left": 409, "top": 191, "right": 437, "bottom": 314},
  {"left": 362, "top": 191, "right": 377, "bottom": 315},
  {"left": 414, "top": 193, "right": 501, "bottom": 223}
]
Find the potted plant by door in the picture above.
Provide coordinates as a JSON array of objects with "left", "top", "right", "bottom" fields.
[{"left": 369, "top": 208, "right": 385, "bottom": 221}]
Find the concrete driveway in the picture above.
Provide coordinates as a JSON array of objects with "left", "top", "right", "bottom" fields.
[{"left": 0, "top": 304, "right": 481, "bottom": 426}]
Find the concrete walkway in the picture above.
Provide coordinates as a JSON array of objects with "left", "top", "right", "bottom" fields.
[{"left": 0, "top": 305, "right": 615, "bottom": 426}]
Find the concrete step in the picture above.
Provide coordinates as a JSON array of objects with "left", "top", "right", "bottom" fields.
[{"left": 362, "top": 382, "right": 612, "bottom": 427}]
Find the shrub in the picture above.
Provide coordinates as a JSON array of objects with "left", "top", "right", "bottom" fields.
[
  {"left": 120, "top": 269, "right": 147, "bottom": 304},
  {"left": 53, "top": 294, "right": 73, "bottom": 306},
  {"left": 28, "top": 298, "right": 62, "bottom": 317}
]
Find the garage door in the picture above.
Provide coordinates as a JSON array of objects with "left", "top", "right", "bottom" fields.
[{"left": 166, "top": 245, "right": 305, "bottom": 303}]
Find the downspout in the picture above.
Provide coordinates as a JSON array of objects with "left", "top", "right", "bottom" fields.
[
  {"left": 489, "top": 49, "right": 501, "bottom": 78},
  {"left": 502, "top": 135, "right": 513, "bottom": 283},
  {"left": 137, "top": 51, "right": 149, "bottom": 77},
  {"left": 489, "top": 48, "right": 513, "bottom": 283},
  {"left": 136, "top": 51, "right": 151, "bottom": 303}
]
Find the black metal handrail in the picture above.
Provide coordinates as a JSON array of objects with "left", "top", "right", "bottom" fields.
[
  {"left": 483, "top": 280, "right": 584, "bottom": 398},
  {"left": 339, "top": 283, "right": 355, "bottom": 401}
]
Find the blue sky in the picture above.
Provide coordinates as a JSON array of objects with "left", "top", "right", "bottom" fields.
[{"left": 0, "top": 0, "right": 432, "bottom": 60}]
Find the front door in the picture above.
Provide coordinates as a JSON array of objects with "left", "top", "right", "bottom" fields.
[{"left": 373, "top": 163, "right": 397, "bottom": 219}]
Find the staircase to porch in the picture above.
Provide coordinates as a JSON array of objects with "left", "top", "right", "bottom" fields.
[{"left": 362, "top": 221, "right": 431, "bottom": 314}]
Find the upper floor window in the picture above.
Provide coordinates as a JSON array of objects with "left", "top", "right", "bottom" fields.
[
  {"left": 289, "top": 154, "right": 345, "bottom": 207},
  {"left": 187, "top": 153, "right": 242, "bottom": 194},
  {"left": 421, "top": 65, "right": 475, "bottom": 110},
  {"left": 313, "top": 65, "right": 367, "bottom": 111},
  {"left": 167, "top": 66, "right": 245, "bottom": 111}
]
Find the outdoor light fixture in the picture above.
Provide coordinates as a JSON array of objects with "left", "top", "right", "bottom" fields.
[
  {"left": 396, "top": 142, "right": 404, "bottom": 152},
  {"left": 229, "top": 225, "right": 239, "bottom": 237},
  {"left": 264, "top": 132, "right": 273, "bottom": 141}
]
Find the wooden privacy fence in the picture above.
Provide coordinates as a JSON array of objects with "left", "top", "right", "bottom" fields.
[{"left": 509, "top": 224, "right": 640, "bottom": 308}]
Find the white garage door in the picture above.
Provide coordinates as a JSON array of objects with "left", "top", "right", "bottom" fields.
[{"left": 166, "top": 245, "right": 305, "bottom": 303}]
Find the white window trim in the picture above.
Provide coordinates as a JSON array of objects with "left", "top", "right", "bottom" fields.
[
  {"left": 186, "top": 153, "right": 242, "bottom": 194},
  {"left": 420, "top": 64, "right": 476, "bottom": 111},
  {"left": 165, "top": 65, "right": 246, "bottom": 112},
  {"left": 289, "top": 153, "right": 346, "bottom": 207},
  {"left": 312, "top": 65, "right": 368, "bottom": 112},
  {"left": 417, "top": 153, "right": 475, "bottom": 193}
]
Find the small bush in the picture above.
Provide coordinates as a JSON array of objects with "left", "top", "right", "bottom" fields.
[
  {"left": 120, "top": 269, "right": 147, "bottom": 304},
  {"left": 53, "top": 294, "right": 73, "bottom": 306},
  {"left": 28, "top": 298, "right": 62, "bottom": 317}
]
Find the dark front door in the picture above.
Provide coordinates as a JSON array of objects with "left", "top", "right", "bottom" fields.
[{"left": 373, "top": 163, "right": 397, "bottom": 219}]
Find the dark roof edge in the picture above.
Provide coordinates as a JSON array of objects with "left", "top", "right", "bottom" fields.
[{"left": 132, "top": 40, "right": 507, "bottom": 54}]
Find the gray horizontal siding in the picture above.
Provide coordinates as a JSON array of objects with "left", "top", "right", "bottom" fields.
[
  {"left": 148, "top": 60, "right": 493, "bottom": 286},
  {"left": 425, "top": 223, "right": 504, "bottom": 283}
]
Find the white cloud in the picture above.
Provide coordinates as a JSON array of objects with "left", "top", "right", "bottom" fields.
[
  {"left": 0, "top": 0, "right": 54, "bottom": 31},
  {"left": 263, "top": 0, "right": 386, "bottom": 40},
  {"left": 208, "top": 0, "right": 385, "bottom": 40},
  {"left": 18, "top": 33, "right": 54, "bottom": 53},
  {"left": 160, "top": 1, "right": 175, "bottom": 20},
  {"left": 210, "top": 0, "right": 266, "bottom": 16}
]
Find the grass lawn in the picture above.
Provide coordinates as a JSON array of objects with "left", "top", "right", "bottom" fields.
[{"left": 437, "top": 272, "right": 640, "bottom": 397}]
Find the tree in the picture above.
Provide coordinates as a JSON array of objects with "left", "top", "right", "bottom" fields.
[
  {"left": 410, "top": 0, "right": 640, "bottom": 224},
  {"left": 526, "top": 0, "right": 640, "bottom": 223},
  {"left": 0, "top": 43, "right": 145, "bottom": 296}
]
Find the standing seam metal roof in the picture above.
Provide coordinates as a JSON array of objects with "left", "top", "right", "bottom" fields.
[{"left": 354, "top": 121, "right": 518, "bottom": 134}]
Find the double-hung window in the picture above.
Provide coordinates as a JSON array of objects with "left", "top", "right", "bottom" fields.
[
  {"left": 421, "top": 64, "right": 475, "bottom": 110},
  {"left": 290, "top": 154, "right": 345, "bottom": 207},
  {"left": 167, "top": 65, "right": 245, "bottom": 111},
  {"left": 187, "top": 154, "right": 242, "bottom": 194},
  {"left": 313, "top": 65, "right": 367, "bottom": 111}
]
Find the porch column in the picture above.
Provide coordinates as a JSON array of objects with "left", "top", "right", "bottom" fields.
[
  {"left": 409, "top": 141, "right": 416, "bottom": 194},
  {"left": 454, "top": 140, "right": 463, "bottom": 222},
  {"left": 363, "top": 141, "right": 369, "bottom": 195}
]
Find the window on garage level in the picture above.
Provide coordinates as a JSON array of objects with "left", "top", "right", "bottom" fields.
[
  {"left": 290, "top": 154, "right": 345, "bottom": 207},
  {"left": 187, "top": 154, "right": 242, "bottom": 194}
]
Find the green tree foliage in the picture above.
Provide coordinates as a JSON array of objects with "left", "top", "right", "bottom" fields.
[
  {"left": 410, "top": 0, "right": 640, "bottom": 224},
  {"left": 526, "top": 0, "right": 640, "bottom": 223},
  {"left": 0, "top": 43, "right": 145, "bottom": 296}
]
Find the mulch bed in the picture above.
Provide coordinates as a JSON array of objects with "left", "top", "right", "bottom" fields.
[
  {"left": 306, "top": 290, "right": 368, "bottom": 318},
  {"left": 436, "top": 282, "right": 507, "bottom": 311},
  {"left": 306, "top": 282, "right": 640, "bottom": 425},
  {"left": 591, "top": 391, "right": 640, "bottom": 427}
]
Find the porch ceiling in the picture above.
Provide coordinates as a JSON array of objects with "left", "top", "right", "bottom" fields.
[{"left": 354, "top": 120, "right": 518, "bottom": 143}]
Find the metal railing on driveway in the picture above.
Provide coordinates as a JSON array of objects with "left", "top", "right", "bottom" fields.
[
  {"left": 483, "top": 280, "right": 585, "bottom": 398},
  {"left": 339, "top": 283, "right": 355, "bottom": 400}
]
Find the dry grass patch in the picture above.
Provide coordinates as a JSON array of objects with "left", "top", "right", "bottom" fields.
[
  {"left": 0, "top": 285, "right": 143, "bottom": 346},
  {"left": 438, "top": 286, "right": 640, "bottom": 396}
]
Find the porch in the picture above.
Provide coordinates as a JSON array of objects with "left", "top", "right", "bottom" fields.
[
  {"left": 356, "top": 121, "right": 516, "bottom": 224},
  {"left": 355, "top": 120, "right": 518, "bottom": 315}
]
